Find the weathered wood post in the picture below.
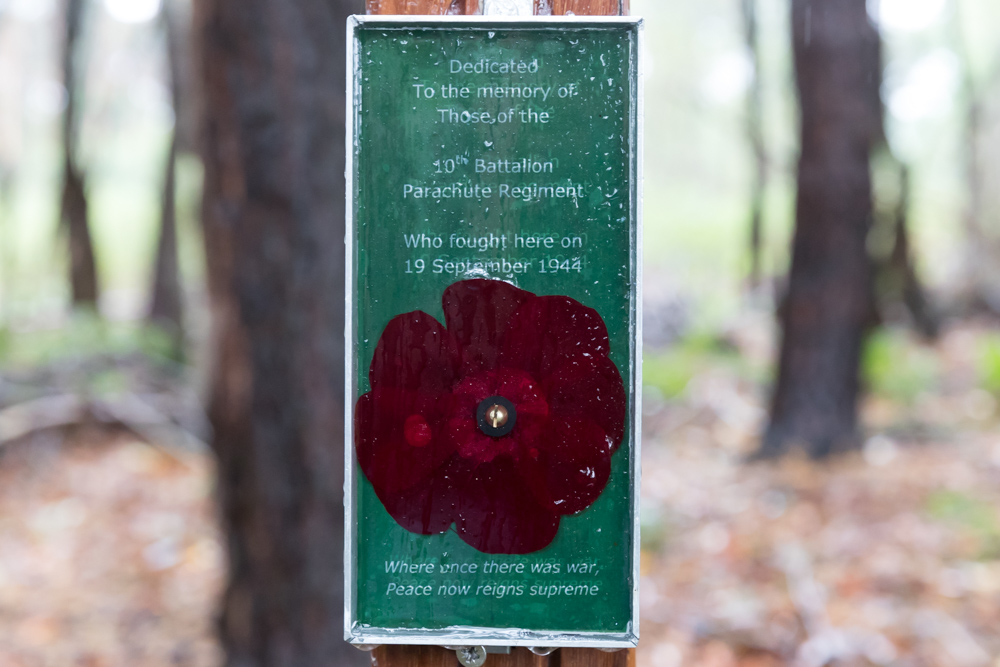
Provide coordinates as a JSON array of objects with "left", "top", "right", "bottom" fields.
[{"left": 347, "top": 1, "right": 640, "bottom": 665}]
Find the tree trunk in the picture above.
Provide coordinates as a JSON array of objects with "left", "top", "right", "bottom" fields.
[
  {"left": 197, "top": 0, "right": 367, "bottom": 664},
  {"left": 148, "top": 1, "right": 185, "bottom": 353},
  {"left": 60, "top": 0, "right": 99, "bottom": 307},
  {"left": 761, "top": 0, "right": 880, "bottom": 459},
  {"left": 148, "top": 133, "right": 182, "bottom": 331},
  {"left": 61, "top": 165, "right": 98, "bottom": 306},
  {"left": 953, "top": 3, "right": 1000, "bottom": 313},
  {"left": 742, "top": 0, "right": 766, "bottom": 289},
  {"left": 888, "top": 166, "right": 938, "bottom": 338},
  {"left": 148, "top": 135, "right": 184, "bottom": 349},
  {"left": 862, "top": 16, "right": 938, "bottom": 340}
]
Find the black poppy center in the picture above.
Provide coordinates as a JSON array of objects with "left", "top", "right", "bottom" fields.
[{"left": 476, "top": 395, "right": 517, "bottom": 438}]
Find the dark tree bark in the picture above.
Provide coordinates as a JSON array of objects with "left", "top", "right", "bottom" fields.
[
  {"left": 742, "top": 0, "right": 766, "bottom": 289},
  {"left": 148, "top": 136, "right": 183, "bottom": 341},
  {"left": 59, "top": 0, "right": 99, "bottom": 307},
  {"left": 761, "top": 0, "right": 881, "bottom": 459},
  {"left": 869, "top": 151, "right": 940, "bottom": 339},
  {"left": 861, "top": 19, "right": 938, "bottom": 339},
  {"left": 148, "top": 0, "right": 185, "bottom": 353},
  {"left": 197, "top": 0, "right": 367, "bottom": 664},
  {"left": 887, "top": 166, "right": 938, "bottom": 338}
]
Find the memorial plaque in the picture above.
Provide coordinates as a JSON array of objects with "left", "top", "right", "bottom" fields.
[{"left": 345, "top": 15, "right": 642, "bottom": 648}]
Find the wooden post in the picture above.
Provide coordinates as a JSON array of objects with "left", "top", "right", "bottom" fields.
[
  {"left": 370, "top": 645, "right": 636, "bottom": 667},
  {"left": 363, "top": 1, "right": 635, "bottom": 665}
]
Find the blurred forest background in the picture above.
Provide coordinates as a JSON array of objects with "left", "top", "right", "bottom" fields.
[{"left": 3, "top": 0, "right": 1000, "bottom": 665}]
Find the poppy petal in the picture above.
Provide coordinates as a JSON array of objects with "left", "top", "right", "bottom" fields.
[
  {"left": 374, "top": 465, "right": 462, "bottom": 536},
  {"left": 516, "top": 417, "right": 613, "bottom": 516},
  {"left": 498, "top": 296, "right": 610, "bottom": 377},
  {"left": 369, "top": 311, "right": 458, "bottom": 393},
  {"left": 543, "top": 355, "right": 627, "bottom": 449},
  {"left": 443, "top": 279, "right": 533, "bottom": 375},
  {"left": 357, "top": 279, "right": 627, "bottom": 556},
  {"left": 355, "top": 389, "right": 457, "bottom": 496},
  {"left": 453, "top": 459, "right": 560, "bottom": 554}
]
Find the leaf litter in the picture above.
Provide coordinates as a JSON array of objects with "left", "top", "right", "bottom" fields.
[
  {"left": 1, "top": 321, "right": 1000, "bottom": 666},
  {"left": 639, "top": 321, "right": 1000, "bottom": 667},
  {"left": 0, "top": 428, "right": 223, "bottom": 667}
]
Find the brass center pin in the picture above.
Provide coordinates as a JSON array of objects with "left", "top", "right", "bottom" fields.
[
  {"left": 476, "top": 395, "right": 517, "bottom": 437},
  {"left": 487, "top": 404, "right": 508, "bottom": 429}
]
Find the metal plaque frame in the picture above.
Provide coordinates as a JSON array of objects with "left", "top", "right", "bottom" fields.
[{"left": 344, "top": 14, "right": 644, "bottom": 648}]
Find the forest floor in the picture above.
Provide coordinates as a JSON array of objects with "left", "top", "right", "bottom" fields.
[
  {"left": 638, "top": 319, "right": 1000, "bottom": 667},
  {"left": 1, "top": 320, "right": 1000, "bottom": 666},
  {"left": 0, "top": 429, "right": 223, "bottom": 667}
]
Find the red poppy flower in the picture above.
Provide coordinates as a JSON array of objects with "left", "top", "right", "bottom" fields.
[{"left": 355, "top": 279, "right": 626, "bottom": 554}]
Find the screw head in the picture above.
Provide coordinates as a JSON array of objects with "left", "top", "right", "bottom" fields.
[
  {"left": 455, "top": 646, "right": 488, "bottom": 667},
  {"left": 487, "top": 404, "right": 509, "bottom": 428},
  {"left": 476, "top": 395, "right": 517, "bottom": 437}
]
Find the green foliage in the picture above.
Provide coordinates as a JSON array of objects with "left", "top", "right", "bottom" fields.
[
  {"left": 926, "top": 490, "right": 1000, "bottom": 559},
  {"left": 862, "top": 329, "right": 940, "bottom": 404},
  {"left": 643, "top": 332, "right": 751, "bottom": 399},
  {"left": 978, "top": 335, "right": 1000, "bottom": 395},
  {"left": 0, "top": 326, "right": 10, "bottom": 362},
  {"left": 0, "top": 313, "right": 182, "bottom": 385},
  {"left": 640, "top": 503, "right": 671, "bottom": 552},
  {"left": 644, "top": 351, "right": 699, "bottom": 400}
]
